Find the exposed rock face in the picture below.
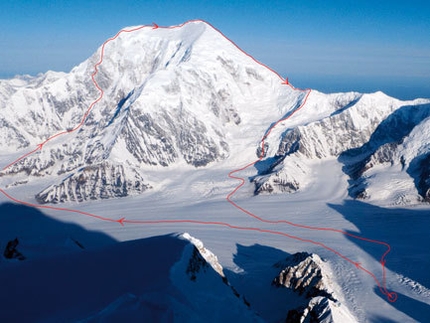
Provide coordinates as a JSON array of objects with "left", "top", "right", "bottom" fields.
[
  {"left": 186, "top": 247, "right": 211, "bottom": 282},
  {"left": 253, "top": 91, "right": 430, "bottom": 204},
  {"left": 254, "top": 155, "right": 307, "bottom": 195},
  {"left": 285, "top": 296, "right": 338, "bottom": 323},
  {"left": 273, "top": 252, "right": 335, "bottom": 301},
  {"left": 273, "top": 252, "right": 356, "bottom": 323},
  {"left": 181, "top": 233, "right": 225, "bottom": 278},
  {"left": 35, "top": 163, "right": 150, "bottom": 203}
]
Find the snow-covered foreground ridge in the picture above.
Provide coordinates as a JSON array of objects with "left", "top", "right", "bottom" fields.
[
  {"left": 0, "top": 231, "right": 258, "bottom": 322},
  {"left": 0, "top": 213, "right": 358, "bottom": 323},
  {"left": 0, "top": 19, "right": 430, "bottom": 322}
]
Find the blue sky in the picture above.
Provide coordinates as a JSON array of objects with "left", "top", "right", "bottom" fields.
[{"left": 1, "top": 0, "right": 429, "bottom": 98}]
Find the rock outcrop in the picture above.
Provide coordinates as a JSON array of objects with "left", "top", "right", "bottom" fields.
[{"left": 273, "top": 252, "right": 357, "bottom": 323}]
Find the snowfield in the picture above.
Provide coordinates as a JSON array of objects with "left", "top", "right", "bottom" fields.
[
  {"left": 0, "top": 20, "right": 429, "bottom": 322},
  {"left": 1, "top": 158, "right": 429, "bottom": 322}
]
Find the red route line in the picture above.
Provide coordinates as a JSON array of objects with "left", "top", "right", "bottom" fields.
[
  {"left": 0, "top": 19, "right": 397, "bottom": 303},
  {"left": 226, "top": 86, "right": 397, "bottom": 302},
  {"left": 0, "top": 188, "right": 121, "bottom": 224},
  {"left": 1, "top": 25, "right": 147, "bottom": 172}
]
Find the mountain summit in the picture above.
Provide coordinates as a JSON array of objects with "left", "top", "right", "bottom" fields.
[
  {"left": 0, "top": 20, "right": 305, "bottom": 203},
  {"left": 0, "top": 20, "right": 429, "bottom": 205}
]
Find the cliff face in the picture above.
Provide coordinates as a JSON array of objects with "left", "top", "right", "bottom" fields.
[
  {"left": 273, "top": 252, "right": 357, "bottom": 323},
  {"left": 35, "top": 163, "right": 150, "bottom": 203}
]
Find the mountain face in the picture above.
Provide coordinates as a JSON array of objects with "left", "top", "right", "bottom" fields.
[
  {"left": 34, "top": 163, "right": 150, "bottom": 203},
  {"left": 253, "top": 91, "right": 430, "bottom": 205},
  {"left": 273, "top": 252, "right": 356, "bottom": 322},
  {"left": 0, "top": 21, "right": 305, "bottom": 203},
  {"left": 0, "top": 20, "right": 429, "bottom": 205}
]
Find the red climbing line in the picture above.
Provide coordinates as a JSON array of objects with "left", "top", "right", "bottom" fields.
[
  {"left": 0, "top": 181, "right": 395, "bottom": 301},
  {"left": 211, "top": 14, "right": 397, "bottom": 301},
  {"left": 1, "top": 25, "right": 148, "bottom": 173},
  {"left": 0, "top": 19, "right": 397, "bottom": 303},
  {"left": 0, "top": 188, "right": 123, "bottom": 224},
  {"left": 225, "top": 86, "right": 397, "bottom": 301}
]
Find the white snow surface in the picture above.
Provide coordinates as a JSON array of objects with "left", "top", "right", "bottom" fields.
[
  {"left": 0, "top": 20, "right": 430, "bottom": 322},
  {"left": 2, "top": 158, "right": 429, "bottom": 322}
]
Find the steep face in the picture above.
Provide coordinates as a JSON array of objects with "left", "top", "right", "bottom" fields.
[
  {"left": 254, "top": 90, "right": 430, "bottom": 204},
  {"left": 340, "top": 103, "right": 430, "bottom": 203},
  {"left": 273, "top": 252, "right": 357, "bottom": 323},
  {"left": 35, "top": 162, "right": 150, "bottom": 204},
  {"left": 0, "top": 21, "right": 302, "bottom": 203}
]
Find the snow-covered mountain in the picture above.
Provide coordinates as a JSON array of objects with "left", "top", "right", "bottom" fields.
[
  {"left": 1, "top": 20, "right": 429, "bottom": 206},
  {"left": 1, "top": 20, "right": 430, "bottom": 323},
  {"left": 0, "top": 21, "right": 306, "bottom": 203},
  {"left": 253, "top": 91, "right": 430, "bottom": 205}
]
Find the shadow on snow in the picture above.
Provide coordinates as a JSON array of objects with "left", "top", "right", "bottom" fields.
[
  {"left": 0, "top": 202, "right": 188, "bottom": 322},
  {"left": 223, "top": 243, "right": 303, "bottom": 322},
  {"left": 328, "top": 200, "right": 430, "bottom": 321}
]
